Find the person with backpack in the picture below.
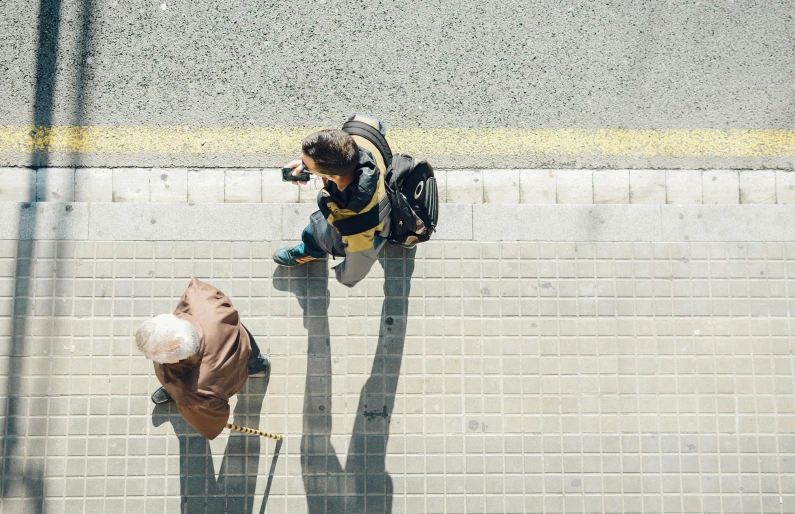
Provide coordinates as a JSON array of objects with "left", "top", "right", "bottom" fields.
[{"left": 273, "top": 114, "right": 438, "bottom": 288}]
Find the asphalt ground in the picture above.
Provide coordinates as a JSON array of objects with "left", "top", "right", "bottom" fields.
[{"left": 1, "top": 0, "right": 794, "bottom": 168}]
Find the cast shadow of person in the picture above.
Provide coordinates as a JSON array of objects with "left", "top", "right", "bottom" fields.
[
  {"left": 273, "top": 245, "right": 416, "bottom": 514},
  {"left": 151, "top": 371, "right": 276, "bottom": 514}
]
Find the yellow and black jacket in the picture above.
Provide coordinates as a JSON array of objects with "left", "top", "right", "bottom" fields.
[{"left": 308, "top": 115, "right": 391, "bottom": 287}]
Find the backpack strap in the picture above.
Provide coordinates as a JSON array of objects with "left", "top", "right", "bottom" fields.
[
  {"left": 342, "top": 120, "right": 393, "bottom": 168},
  {"left": 331, "top": 194, "right": 392, "bottom": 237}
]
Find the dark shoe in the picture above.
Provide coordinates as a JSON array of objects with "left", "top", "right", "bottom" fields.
[
  {"left": 272, "top": 245, "right": 324, "bottom": 267},
  {"left": 388, "top": 240, "right": 417, "bottom": 249},
  {"left": 248, "top": 356, "right": 270, "bottom": 376},
  {"left": 151, "top": 386, "right": 174, "bottom": 405}
]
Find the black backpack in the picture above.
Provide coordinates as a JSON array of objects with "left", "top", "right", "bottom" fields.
[{"left": 333, "top": 120, "right": 439, "bottom": 245}]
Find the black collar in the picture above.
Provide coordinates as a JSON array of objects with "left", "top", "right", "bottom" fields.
[{"left": 324, "top": 148, "right": 379, "bottom": 212}]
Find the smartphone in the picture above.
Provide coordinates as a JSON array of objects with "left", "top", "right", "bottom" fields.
[{"left": 282, "top": 166, "right": 311, "bottom": 182}]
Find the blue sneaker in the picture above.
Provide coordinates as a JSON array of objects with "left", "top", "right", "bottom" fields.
[{"left": 272, "top": 244, "right": 324, "bottom": 267}]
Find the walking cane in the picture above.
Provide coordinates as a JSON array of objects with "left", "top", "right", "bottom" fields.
[
  {"left": 224, "top": 422, "right": 283, "bottom": 514},
  {"left": 225, "top": 423, "right": 282, "bottom": 441}
]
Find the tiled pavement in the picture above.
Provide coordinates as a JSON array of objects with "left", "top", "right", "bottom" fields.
[{"left": 1, "top": 204, "right": 795, "bottom": 513}]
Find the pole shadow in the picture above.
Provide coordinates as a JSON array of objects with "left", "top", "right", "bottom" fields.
[
  {"left": 151, "top": 372, "right": 277, "bottom": 514},
  {"left": 2, "top": 0, "right": 64, "bottom": 509},
  {"left": 273, "top": 244, "right": 416, "bottom": 514}
]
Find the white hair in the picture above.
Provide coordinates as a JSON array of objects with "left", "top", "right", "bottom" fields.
[{"left": 135, "top": 314, "right": 200, "bottom": 364}]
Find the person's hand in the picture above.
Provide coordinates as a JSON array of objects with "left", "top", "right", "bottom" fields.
[{"left": 285, "top": 159, "right": 308, "bottom": 185}]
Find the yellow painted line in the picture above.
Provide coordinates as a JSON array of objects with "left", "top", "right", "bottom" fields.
[{"left": 1, "top": 126, "right": 794, "bottom": 157}]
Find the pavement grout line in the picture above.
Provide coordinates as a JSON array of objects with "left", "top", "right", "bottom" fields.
[
  {"left": 5, "top": 168, "right": 795, "bottom": 206},
  {"left": 4, "top": 203, "right": 795, "bottom": 242}
]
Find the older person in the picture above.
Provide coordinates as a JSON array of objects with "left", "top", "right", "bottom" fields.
[{"left": 135, "top": 278, "right": 269, "bottom": 440}]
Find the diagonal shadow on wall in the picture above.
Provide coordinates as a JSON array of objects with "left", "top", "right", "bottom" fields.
[{"left": 273, "top": 245, "right": 416, "bottom": 514}]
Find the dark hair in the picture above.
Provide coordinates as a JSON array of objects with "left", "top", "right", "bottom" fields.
[{"left": 302, "top": 129, "right": 359, "bottom": 176}]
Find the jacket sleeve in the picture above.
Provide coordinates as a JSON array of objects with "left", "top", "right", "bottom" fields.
[
  {"left": 177, "top": 399, "right": 230, "bottom": 440},
  {"left": 333, "top": 244, "right": 381, "bottom": 288}
]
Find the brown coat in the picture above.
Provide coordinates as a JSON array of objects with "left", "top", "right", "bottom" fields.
[{"left": 153, "top": 278, "right": 251, "bottom": 440}]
